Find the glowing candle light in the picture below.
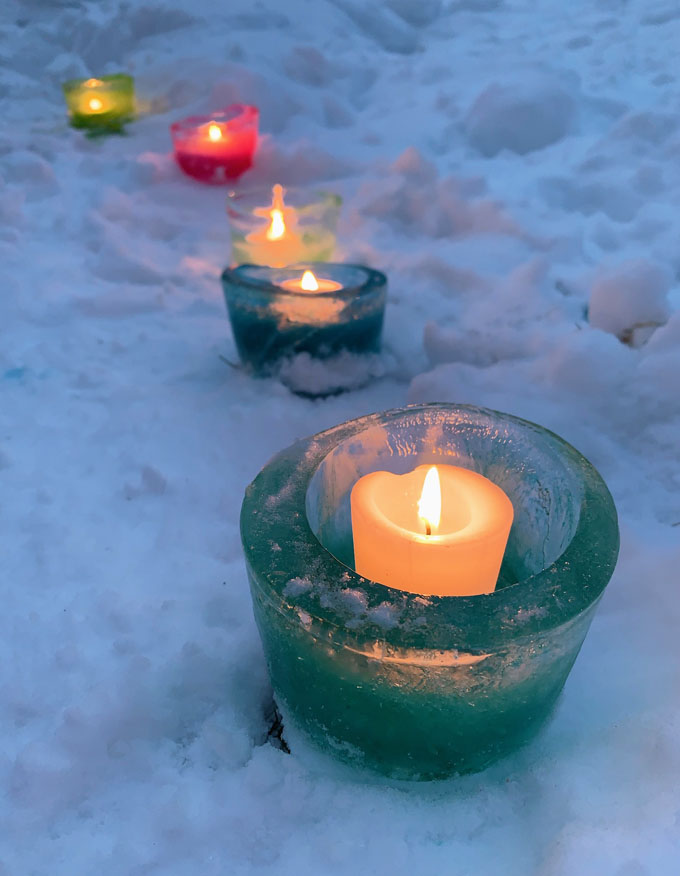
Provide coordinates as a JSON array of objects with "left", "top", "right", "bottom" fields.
[
  {"left": 267, "top": 208, "right": 286, "bottom": 241},
  {"left": 228, "top": 187, "right": 341, "bottom": 267},
  {"left": 274, "top": 269, "right": 345, "bottom": 324},
  {"left": 351, "top": 463, "right": 514, "bottom": 597},
  {"left": 301, "top": 270, "right": 319, "bottom": 291},
  {"left": 418, "top": 466, "right": 441, "bottom": 535},
  {"left": 280, "top": 269, "right": 343, "bottom": 293},
  {"left": 241, "top": 185, "right": 306, "bottom": 267},
  {"left": 170, "top": 105, "right": 258, "bottom": 184},
  {"left": 79, "top": 79, "right": 108, "bottom": 114}
]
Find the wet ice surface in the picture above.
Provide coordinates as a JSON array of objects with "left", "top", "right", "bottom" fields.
[{"left": 1, "top": 0, "right": 680, "bottom": 873}]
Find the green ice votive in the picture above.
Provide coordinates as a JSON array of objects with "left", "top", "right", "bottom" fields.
[
  {"left": 63, "top": 74, "right": 135, "bottom": 132},
  {"left": 240, "top": 404, "right": 619, "bottom": 780}
]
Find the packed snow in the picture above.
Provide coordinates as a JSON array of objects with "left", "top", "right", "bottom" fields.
[{"left": 2, "top": 0, "right": 680, "bottom": 873}]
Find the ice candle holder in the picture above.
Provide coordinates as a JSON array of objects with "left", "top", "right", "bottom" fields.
[
  {"left": 227, "top": 185, "right": 341, "bottom": 267},
  {"left": 62, "top": 75, "right": 135, "bottom": 132},
  {"left": 241, "top": 404, "right": 620, "bottom": 781},
  {"left": 170, "top": 104, "right": 258, "bottom": 184},
  {"left": 221, "top": 263, "right": 386, "bottom": 377}
]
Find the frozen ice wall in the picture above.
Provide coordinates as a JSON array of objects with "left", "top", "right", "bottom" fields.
[{"left": 1, "top": 1, "right": 679, "bottom": 874}]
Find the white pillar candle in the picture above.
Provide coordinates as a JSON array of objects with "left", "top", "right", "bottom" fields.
[{"left": 350, "top": 464, "right": 513, "bottom": 597}]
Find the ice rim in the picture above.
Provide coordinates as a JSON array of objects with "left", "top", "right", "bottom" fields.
[
  {"left": 221, "top": 263, "right": 387, "bottom": 301},
  {"left": 225, "top": 187, "right": 342, "bottom": 222},
  {"left": 169, "top": 103, "right": 258, "bottom": 139},
  {"left": 240, "top": 404, "right": 620, "bottom": 655},
  {"left": 61, "top": 72, "right": 134, "bottom": 95}
]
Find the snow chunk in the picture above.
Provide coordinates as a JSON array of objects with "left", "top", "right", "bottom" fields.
[
  {"left": 589, "top": 260, "right": 672, "bottom": 342},
  {"left": 452, "top": 0, "right": 502, "bottom": 9},
  {"left": 45, "top": 52, "right": 88, "bottom": 82},
  {"left": 249, "top": 138, "right": 354, "bottom": 186},
  {"left": 323, "top": 95, "right": 353, "bottom": 128},
  {"left": 284, "top": 577, "right": 313, "bottom": 597},
  {"left": 331, "top": 0, "right": 421, "bottom": 54},
  {"left": 465, "top": 78, "right": 576, "bottom": 156},
  {"left": 284, "top": 46, "right": 333, "bottom": 87},
  {"left": 278, "top": 351, "right": 390, "bottom": 397},
  {"left": 367, "top": 602, "right": 399, "bottom": 629},
  {"left": 338, "top": 588, "right": 368, "bottom": 614},
  {"left": 123, "top": 466, "right": 168, "bottom": 500},
  {"left": 645, "top": 310, "right": 680, "bottom": 354},
  {"left": 385, "top": 0, "right": 443, "bottom": 27},
  {"left": 390, "top": 146, "right": 437, "bottom": 184},
  {"left": 2, "top": 151, "right": 57, "bottom": 192},
  {"left": 358, "top": 172, "right": 518, "bottom": 238},
  {"left": 541, "top": 176, "right": 642, "bottom": 223}
]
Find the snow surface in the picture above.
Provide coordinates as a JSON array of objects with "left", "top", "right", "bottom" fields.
[{"left": 2, "top": 0, "right": 680, "bottom": 873}]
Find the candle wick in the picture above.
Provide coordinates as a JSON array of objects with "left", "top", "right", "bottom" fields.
[{"left": 425, "top": 522, "right": 431, "bottom": 536}]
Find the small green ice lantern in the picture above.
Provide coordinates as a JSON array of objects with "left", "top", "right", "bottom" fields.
[
  {"left": 226, "top": 186, "right": 341, "bottom": 267},
  {"left": 62, "top": 75, "right": 135, "bottom": 132},
  {"left": 241, "top": 404, "right": 619, "bottom": 780}
]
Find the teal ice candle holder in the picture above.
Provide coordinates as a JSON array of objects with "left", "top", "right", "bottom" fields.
[
  {"left": 62, "top": 74, "right": 134, "bottom": 132},
  {"left": 221, "top": 263, "right": 386, "bottom": 378},
  {"left": 240, "top": 404, "right": 619, "bottom": 781}
]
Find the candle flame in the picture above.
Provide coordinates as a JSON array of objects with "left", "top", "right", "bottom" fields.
[
  {"left": 418, "top": 467, "right": 441, "bottom": 535},
  {"left": 266, "top": 184, "right": 287, "bottom": 241},
  {"left": 84, "top": 78, "right": 103, "bottom": 87},
  {"left": 267, "top": 209, "right": 285, "bottom": 240},
  {"left": 208, "top": 123, "right": 222, "bottom": 142},
  {"left": 253, "top": 183, "right": 297, "bottom": 245},
  {"left": 300, "top": 270, "right": 319, "bottom": 291},
  {"left": 88, "top": 97, "right": 104, "bottom": 112}
]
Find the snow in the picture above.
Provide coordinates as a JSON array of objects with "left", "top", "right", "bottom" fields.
[
  {"left": 464, "top": 76, "right": 578, "bottom": 157},
  {"left": 1, "top": 0, "right": 679, "bottom": 873},
  {"left": 588, "top": 258, "right": 672, "bottom": 343}
]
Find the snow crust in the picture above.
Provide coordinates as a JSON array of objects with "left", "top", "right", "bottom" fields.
[{"left": 1, "top": 0, "right": 679, "bottom": 873}]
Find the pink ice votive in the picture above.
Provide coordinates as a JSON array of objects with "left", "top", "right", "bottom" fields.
[{"left": 170, "top": 104, "right": 258, "bottom": 184}]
